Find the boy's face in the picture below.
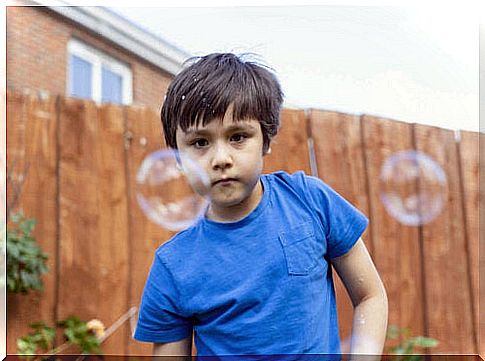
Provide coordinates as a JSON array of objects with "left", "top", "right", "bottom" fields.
[{"left": 175, "top": 105, "right": 266, "bottom": 219}]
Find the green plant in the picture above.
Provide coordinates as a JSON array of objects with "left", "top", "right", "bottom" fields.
[
  {"left": 17, "top": 322, "right": 56, "bottom": 356},
  {"left": 386, "top": 325, "right": 439, "bottom": 361},
  {"left": 57, "top": 316, "right": 103, "bottom": 354},
  {"left": 7, "top": 212, "right": 48, "bottom": 293},
  {"left": 17, "top": 316, "right": 104, "bottom": 359}
]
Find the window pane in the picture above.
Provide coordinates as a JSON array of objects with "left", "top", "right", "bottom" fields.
[
  {"left": 102, "top": 67, "right": 123, "bottom": 104},
  {"left": 69, "top": 55, "right": 92, "bottom": 99}
]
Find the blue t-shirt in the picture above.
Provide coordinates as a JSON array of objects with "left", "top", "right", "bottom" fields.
[{"left": 134, "top": 171, "right": 368, "bottom": 356}]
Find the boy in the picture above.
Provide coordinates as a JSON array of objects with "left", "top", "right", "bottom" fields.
[{"left": 133, "top": 53, "right": 388, "bottom": 357}]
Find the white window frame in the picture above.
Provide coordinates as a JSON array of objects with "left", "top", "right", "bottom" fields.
[{"left": 67, "top": 38, "right": 133, "bottom": 105}]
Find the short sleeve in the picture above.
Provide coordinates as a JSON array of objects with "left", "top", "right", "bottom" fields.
[
  {"left": 303, "top": 174, "right": 369, "bottom": 259},
  {"left": 133, "top": 252, "right": 192, "bottom": 343}
]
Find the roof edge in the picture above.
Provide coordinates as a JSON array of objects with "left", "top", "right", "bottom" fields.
[{"left": 37, "top": 3, "right": 191, "bottom": 75}]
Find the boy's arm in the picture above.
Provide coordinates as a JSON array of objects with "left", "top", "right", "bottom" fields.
[
  {"left": 152, "top": 334, "right": 192, "bottom": 359},
  {"left": 331, "top": 238, "right": 388, "bottom": 360}
]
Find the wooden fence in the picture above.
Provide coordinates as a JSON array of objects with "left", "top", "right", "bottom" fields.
[{"left": 6, "top": 91, "right": 482, "bottom": 355}]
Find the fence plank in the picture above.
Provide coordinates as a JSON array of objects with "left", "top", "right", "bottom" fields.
[
  {"left": 6, "top": 92, "right": 58, "bottom": 353},
  {"left": 457, "top": 131, "right": 479, "bottom": 352},
  {"left": 95, "top": 104, "right": 131, "bottom": 353},
  {"left": 125, "top": 106, "right": 174, "bottom": 355},
  {"left": 361, "top": 115, "right": 425, "bottom": 345},
  {"left": 414, "top": 124, "right": 476, "bottom": 353},
  {"left": 263, "top": 109, "right": 311, "bottom": 174},
  {"left": 309, "top": 110, "right": 370, "bottom": 349},
  {"left": 57, "top": 98, "right": 130, "bottom": 354}
]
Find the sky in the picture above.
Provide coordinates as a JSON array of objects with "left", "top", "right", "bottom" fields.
[{"left": 106, "top": 3, "right": 480, "bottom": 132}]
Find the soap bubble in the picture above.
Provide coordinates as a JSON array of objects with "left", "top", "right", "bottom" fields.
[
  {"left": 136, "top": 149, "right": 210, "bottom": 231},
  {"left": 379, "top": 150, "right": 447, "bottom": 226}
]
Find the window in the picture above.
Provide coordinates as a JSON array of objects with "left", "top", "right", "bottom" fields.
[
  {"left": 67, "top": 38, "right": 132, "bottom": 105},
  {"left": 70, "top": 55, "right": 93, "bottom": 99}
]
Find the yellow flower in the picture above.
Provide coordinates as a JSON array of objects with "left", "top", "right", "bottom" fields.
[{"left": 86, "top": 319, "right": 105, "bottom": 339}]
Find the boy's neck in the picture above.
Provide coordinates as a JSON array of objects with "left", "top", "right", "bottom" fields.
[{"left": 206, "top": 179, "right": 264, "bottom": 223}]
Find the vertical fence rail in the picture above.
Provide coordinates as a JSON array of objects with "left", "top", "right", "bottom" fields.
[
  {"left": 360, "top": 115, "right": 426, "bottom": 346},
  {"left": 457, "top": 131, "right": 479, "bottom": 352},
  {"left": 6, "top": 93, "right": 58, "bottom": 354},
  {"left": 124, "top": 105, "right": 171, "bottom": 355},
  {"left": 414, "top": 124, "right": 476, "bottom": 353},
  {"left": 56, "top": 97, "right": 131, "bottom": 354},
  {"left": 5, "top": 92, "right": 480, "bottom": 355}
]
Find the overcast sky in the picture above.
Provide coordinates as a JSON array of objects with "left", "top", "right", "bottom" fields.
[{"left": 108, "top": 3, "right": 479, "bottom": 131}]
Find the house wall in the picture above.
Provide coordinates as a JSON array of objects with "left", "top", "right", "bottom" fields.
[{"left": 7, "top": 6, "right": 174, "bottom": 112}]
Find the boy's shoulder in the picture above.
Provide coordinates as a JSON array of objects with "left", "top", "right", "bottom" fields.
[
  {"left": 267, "top": 170, "right": 339, "bottom": 218},
  {"left": 266, "top": 170, "right": 324, "bottom": 194},
  {"left": 268, "top": 169, "right": 306, "bottom": 180},
  {"left": 267, "top": 169, "right": 320, "bottom": 182},
  {"left": 154, "top": 224, "right": 201, "bottom": 263}
]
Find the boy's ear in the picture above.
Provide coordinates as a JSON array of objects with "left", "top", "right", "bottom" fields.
[{"left": 263, "top": 147, "right": 272, "bottom": 156}]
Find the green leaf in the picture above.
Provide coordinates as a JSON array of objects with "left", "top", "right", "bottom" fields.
[
  {"left": 17, "top": 336, "right": 38, "bottom": 355},
  {"left": 82, "top": 336, "right": 101, "bottom": 354},
  {"left": 64, "top": 327, "right": 77, "bottom": 343},
  {"left": 19, "top": 218, "right": 36, "bottom": 235},
  {"left": 8, "top": 242, "right": 20, "bottom": 258},
  {"left": 58, "top": 315, "right": 83, "bottom": 328},
  {"left": 391, "top": 346, "right": 406, "bottom": 354},
  {"left": 6, "top": 213, "right": 48, "bottom": 294},
  {"left": 29, "top": 322, "right": 56, "bottom": 350},
  {"left": 412, "top": 336, "right": 439, "bottom": 348},
  {"left": 7, "top": 276, "right": 16, "bottom": 292},
  {"left": 403, "top": 343, "right": 414, "bottom": 354}
]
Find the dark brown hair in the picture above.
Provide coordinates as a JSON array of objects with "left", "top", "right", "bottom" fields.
[{"left": 161, "top": 53, "right": 284, "bottom": 153}]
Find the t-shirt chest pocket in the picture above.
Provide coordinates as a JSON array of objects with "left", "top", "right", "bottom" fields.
[{"left": 278, "top": 221, "right": 321, "bottom": 276}]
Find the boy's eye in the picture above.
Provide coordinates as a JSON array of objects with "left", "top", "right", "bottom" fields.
[
  {"left": 191, "top": 139, "right": 209, "bottom": 148},
  {"left": 230, "top": 133, "right": 248, "bottom": 143}
]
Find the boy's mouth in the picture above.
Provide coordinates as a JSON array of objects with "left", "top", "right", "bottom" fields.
[{"left": 212, "top": 177, "right": 238, "bottom": 186}]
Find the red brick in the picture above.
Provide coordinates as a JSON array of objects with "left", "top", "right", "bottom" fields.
[{"left": 7, "top": 6, "right": 174, "bottom": 112}]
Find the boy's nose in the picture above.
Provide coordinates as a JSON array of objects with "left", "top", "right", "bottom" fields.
[{"left": 211, "top": 143, "right": 233, "bottom": 170}]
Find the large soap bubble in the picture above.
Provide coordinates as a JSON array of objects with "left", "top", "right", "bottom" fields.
[
  {"left": 136, "top": 149, "right": 210, "bottom": 231},
  {"left": 379, "top": 150, "right": 447, "bottom": 226}
]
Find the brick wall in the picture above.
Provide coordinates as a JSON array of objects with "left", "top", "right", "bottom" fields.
[{"left": 7, "top": 6, "right": 174, "bottom": 112}]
